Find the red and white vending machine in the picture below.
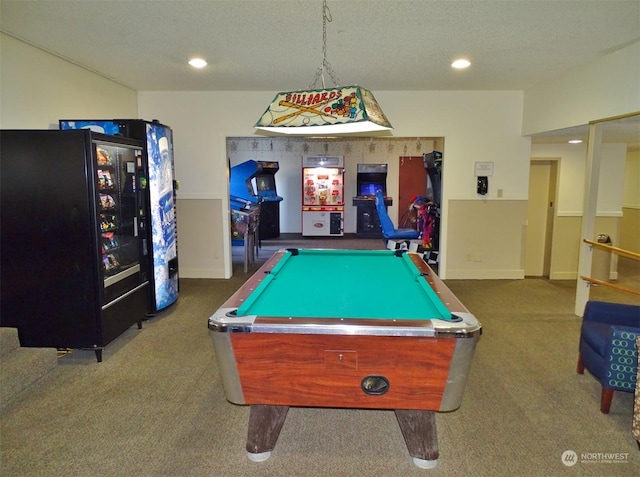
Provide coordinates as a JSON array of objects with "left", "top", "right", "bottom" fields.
[{"left": 302, "top": 155, "right": 344, "bottom": 236}]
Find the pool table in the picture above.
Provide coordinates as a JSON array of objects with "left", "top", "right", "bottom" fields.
[{"left": 208, "top": 249, "right": 481, "bottom": 468}]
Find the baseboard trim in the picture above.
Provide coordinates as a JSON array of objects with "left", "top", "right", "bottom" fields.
[
  {"left": 445, "top": 269, "right": 525, "bottom": 280},
  {"left": 180, "top": 267, "right": 229, "bottom": 279}
]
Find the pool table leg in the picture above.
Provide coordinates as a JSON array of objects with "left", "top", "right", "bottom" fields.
[
  {"left": 394, "top": 409, "right": 439, "bottom": 469},
  {"left": 245, "top": 404, "right": 289, "bottom": 462}
]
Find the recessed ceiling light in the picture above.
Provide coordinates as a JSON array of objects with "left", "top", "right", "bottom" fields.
[
  {"left": 568, "top": 139, "right": 583, "bottom": 144},
  {"left": 188, "top": 58, "right": 207, "bottom": 68},
  {"left": 451, "top": 59, "right": 471, "bottom": 69}
]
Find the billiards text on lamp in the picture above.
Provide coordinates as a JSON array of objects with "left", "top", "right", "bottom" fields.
[
  {"left": 255, "top": 86, "right": 392, "bottom": 135},
  {"left": 254, "top": 0, "right": 392, "bottom": 136}
]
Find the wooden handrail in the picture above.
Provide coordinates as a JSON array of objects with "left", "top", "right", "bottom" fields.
[
  {"left": 580, "top": 275, "right": 640, "bottom": 296},
  {"left": 581, "top": 240, "right": 640, "bottom": 297},
  {"left": 583, "top": 239, "right": 640, "bottom": 261}
]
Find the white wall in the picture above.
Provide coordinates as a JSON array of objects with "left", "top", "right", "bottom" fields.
[
  {"left": 139, "top": 90, "right": 530, "bottom": 279},
  {"left": 0, "top": 33, "right": 137, "bottom": 128},
  {"left": 5, "top": 33, "right": 637, "bottom": 281},
  {"left": 137, "top": 92, "right": 273, "bottom": 278},
  {"left": 523, "top": 41, "right": 640, "bottom": 135},
  {"left": 531, "top": 143, "right": 627, "bottom": 216},
  {"left": 138, "top": 91, "right": 529, "bottom": 198},
  {"left": 530, "top": 142, "right": 628, "bottom": 279}
]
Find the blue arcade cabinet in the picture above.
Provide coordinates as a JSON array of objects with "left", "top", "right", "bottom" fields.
[{"left": 229, "top": 160, "right": 262, "bottom": 271}]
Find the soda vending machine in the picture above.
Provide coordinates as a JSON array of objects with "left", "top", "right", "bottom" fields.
[
  {"left": 302, "top": 156, "right": 344, "bottom": 236},
  {"left": 59, "top": 119, "right": 179, "bottom": 314}
]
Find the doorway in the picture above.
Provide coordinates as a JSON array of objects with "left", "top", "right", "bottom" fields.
[
  {"left": 398, "top": 152, "right": 443, "bottom": 259},
  {"left": 525, "top": 159, "right": 558, "bottom": 277},
  {"left": 398, "top": 156, "right": 427, "bottom": 228}
]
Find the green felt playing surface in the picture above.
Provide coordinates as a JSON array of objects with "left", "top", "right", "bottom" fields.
[{"left": 236, "top": 249, "right": 452, "bottom": 321}]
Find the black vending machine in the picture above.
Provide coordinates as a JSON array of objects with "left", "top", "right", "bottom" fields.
[
  {"left": 352, "top": 163, "right": 393, "bottom": 238},
  {"left": 59, "top": 119, "right": 180, "bottom": 314},
  {"left": 255, "top": 161, "right": 283, "bottom": 239},
  {"left": 0, "top": 130, "right": 150, "bottom": 361}
]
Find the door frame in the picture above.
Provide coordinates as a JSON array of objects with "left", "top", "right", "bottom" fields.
[{"left": 526, "top": 157, "right": 559, "bottom": 277}]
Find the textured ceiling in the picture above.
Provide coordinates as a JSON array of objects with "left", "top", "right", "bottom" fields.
[
  {"left": 1, "top": 0, "right": 639, "bottom": 145},
  {"left": 2, "top": 0, "right": 639, "bottom": 92}
]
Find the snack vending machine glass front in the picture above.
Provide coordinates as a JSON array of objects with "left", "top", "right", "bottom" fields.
[{"left": 95, "top": 140, "right": 146, "bottom": 305}]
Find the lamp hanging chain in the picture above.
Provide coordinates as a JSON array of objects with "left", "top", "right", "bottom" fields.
[{"left": 309, "top": 0, "right": 341, "bottom": 89}]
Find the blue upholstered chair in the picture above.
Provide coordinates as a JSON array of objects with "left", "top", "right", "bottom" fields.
[
  {"left": 577, "top": 300, "right": 640, "bottom": 413},
  {"left": 375, "top": 190, "right": 420, "bottom": 241},
  {"left": 633, "top": 337, "right": 640, "bottom": 448}
]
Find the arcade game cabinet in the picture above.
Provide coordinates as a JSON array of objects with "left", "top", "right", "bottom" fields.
[
  {"left": 229, "top": 160, "right": 262, "bottom": 270},
  {"left": 420, "top": 151, "right": 443, "bottom": 263},
  {"left": 255, "top": 161, "right": 283, "bottom": 240},
  {"left": 352, "top": 164, "right": 393, "bottom": 238},
  {"left": 302, "top": 156, "right": 345, "bottom": 237}
]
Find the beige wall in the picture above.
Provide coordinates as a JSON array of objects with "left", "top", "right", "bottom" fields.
[
  {"left": 176, "top": 199, "right": 228, "bottom": 278},
  {"left": 0, "top": 33, "right": 137, "bottom": 128},
  {"left": 621, "top": 208, "right": 640, "bottom": 253},
  {"left": 549, "top": 216, "right": 582, "bottom": 280},
  {"left": 623, "top": 150, "right": 640, "bottom": 206},
  {"left": 550, "top": 216, "right": 621, "bottom": 280},
  {"left": 446, "top": 200, "right": 528, "bottom": 279},
  {"left": 621, "top": 149, "right": 640, "bottom": 253}
]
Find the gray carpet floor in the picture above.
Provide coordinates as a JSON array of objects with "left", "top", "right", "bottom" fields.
[{"left": 1, "top": 237, "right": 639, "bottom": 477}]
